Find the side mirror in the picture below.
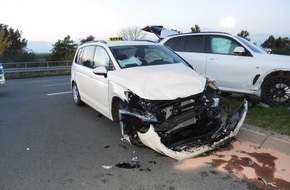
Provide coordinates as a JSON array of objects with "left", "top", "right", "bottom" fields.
[
  {"left": 233, "top": 46, "right": 246, "bottom": 55},
  {"left": 93, "top": 66, "right": 108, "bottom": 78}
]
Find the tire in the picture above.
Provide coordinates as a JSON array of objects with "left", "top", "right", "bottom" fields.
[
  {"left": 72, "top": 83, "right": 84, "bottom": 106},
  {"left": 261, "top": 75, "right": 290, "bottom": 106}
]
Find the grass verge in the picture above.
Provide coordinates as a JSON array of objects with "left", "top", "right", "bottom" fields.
[{"left": 221, "top": 94, "right": 290, "bottom": 136}]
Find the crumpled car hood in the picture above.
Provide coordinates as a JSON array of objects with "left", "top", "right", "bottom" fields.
[{"left": 108, "top": 64, "right": 206, "bottom": 100}]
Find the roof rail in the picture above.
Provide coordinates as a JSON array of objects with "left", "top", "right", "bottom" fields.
[
  {"left": 168, "top": 31, "right": 231, "bottom": 37},
  {"left": 133, "top": 39, "right": 156, "bottom": 43},
  {"left": 82, "top": 40, "right": 107, "bottom": 45}
]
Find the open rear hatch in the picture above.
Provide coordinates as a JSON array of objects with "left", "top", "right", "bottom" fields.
[{"left": 142, "top": 25, "right": 178, "bottom": 39}]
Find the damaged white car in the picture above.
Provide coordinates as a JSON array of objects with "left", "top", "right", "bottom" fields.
[{"left": 71, "top": 40, "right": 248, "bottom": 160}]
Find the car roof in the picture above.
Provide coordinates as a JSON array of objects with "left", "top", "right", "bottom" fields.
[
  {"left": 165, "top": 31, "right": 233, "bottom": 38},
  {"left": 81, "top": 40, "right": 157, "bottom": 48}
]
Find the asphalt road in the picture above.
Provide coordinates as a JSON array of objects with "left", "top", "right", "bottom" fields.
[{"left": 0, "top": 76, "right": 261, "bottom": 190}]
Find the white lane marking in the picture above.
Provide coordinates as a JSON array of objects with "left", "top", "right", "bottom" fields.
[
  {"left": 47, "top": 91, "right": 72, "bottom": 96},
  {"left": 42, "top": 83, "right": 69, "bottom": 87},
  {"left": 25, "top": 78, "right": 70, "bottom": 84}
]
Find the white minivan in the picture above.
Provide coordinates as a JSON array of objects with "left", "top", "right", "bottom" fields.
[{"left": 70, "top": 40, "right": 247, "bottom": 160}]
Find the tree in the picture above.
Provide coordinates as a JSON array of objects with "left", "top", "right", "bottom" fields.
[
  {"left": 0, "top": 30, "right": 9, "bottom": 56},
  {"left": 50, "top": 35, "right": 77, "bottom": 61},
  {"left": 262, "top": 35, "right": 290, "bottom": 55},
  {"left": 191, "top": 25, "right": 201, "bottom": 33},
  {"left": 119, "top": 26, "right": 147, "bottom": 41},
  {"left": 237, "top": 30, "right": 250, "bottom": 41},
  {"left": 80, "top": 35, "right": 95, "bottom": 45},
  {"left": 0, "top": 24, "right": 35, "bottom": 62},
  {"left": 262, "top": 35, "right": 275, "bottom": 48}
]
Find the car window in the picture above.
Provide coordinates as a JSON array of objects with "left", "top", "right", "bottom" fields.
[
  {"left": 164, "top": 37, "right": 186, "bottom": 51},
  {"left": 93, "top": 46, "right": 115, "bottom": 71},
  {"left": 210, "top": 37, "right": 239, "bottom": 55},
  {"left": 237, "top": 36, "right": 266, "bottom": 54},
  {"left": 110, "top": 45, "right": 187, "bottom": 69},
  {"left": 82, "top": 45, "right": 96, "bottom": 68},
  {"left": 184, "top": 36, "right": 204, "bottom": 53},
  {"left": 75, "top": 47, "right": 84, "bottom": 64}
]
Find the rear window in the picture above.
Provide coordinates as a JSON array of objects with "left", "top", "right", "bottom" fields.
[
  {"left": 164, "top": 37, "right": 186, "bottom": 52},
  {"left": 184, "top": 36, "right": 204, "bottom": 53},
  {"left": 165, "top": 36, "right": 204, "bottom": 53}
]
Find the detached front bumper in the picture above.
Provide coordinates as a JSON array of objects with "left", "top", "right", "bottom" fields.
[{"left": 137, "top": 100, "right": 248, "bottom": 160}]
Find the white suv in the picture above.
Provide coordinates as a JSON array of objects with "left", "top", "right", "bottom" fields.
[
  {"left": 0, "top": 63, "right": 5, "bottom": 86},
  {"left": 70, "top": 40, "right": 247, "bottom": 160},
  {"left": 159, "top": 32, "right": 290, "bottom": 107}
]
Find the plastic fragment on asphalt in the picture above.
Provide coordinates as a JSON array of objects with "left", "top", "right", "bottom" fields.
[
  {"left": 149, "top": 161, "right": 157, "bottom": 164},
  {"left": 268, "top": 182, "right": 277, "bottom": 188},
  {"left": 116, "top": 157, "right": 140, "bottom": 169},
  {"left": 245, "top": 157, "right": 254, "bottom": 166},
  {"left": 139, "top": 168, "right": 151, "bottom": 171},
  {"left": 131, "top": 157, "right": 140, "bottom": 168},
  {"left": 102, "top": 165, "right": 113, "bottom": 169},
  {"left": 257, "top": 177, "right": 277, "bottom": 188},
  {"left": 26, "top": 148, "right": 30, "bottom": 151},
  {"left": 258, "top": 176, "right": 268, "bottom": 185},
  {"left": 115, "top": 162, "right": 139, "bottom": 169}
]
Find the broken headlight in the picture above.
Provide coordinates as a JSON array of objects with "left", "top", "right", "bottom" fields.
[{"left": 122, "top": 90, "right": 158, "bottom": 124}]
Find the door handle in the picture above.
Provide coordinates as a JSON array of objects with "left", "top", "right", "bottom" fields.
[{"left": 209, "top": 58, "right": 219, "bottom": 61}]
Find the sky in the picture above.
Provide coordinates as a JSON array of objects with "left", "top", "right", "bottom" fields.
[{"left": 1, "top": 0, "right": 290, "bottom": 51}]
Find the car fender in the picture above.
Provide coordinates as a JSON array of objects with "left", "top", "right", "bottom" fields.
[
  {"left": 108, "top": 81, "right": 129, "bottom": 119},
  {"left": 253, "top": 68, "right": 290, "bottom": 96}
]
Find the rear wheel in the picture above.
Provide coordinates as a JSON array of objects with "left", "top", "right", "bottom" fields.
[
  {"left": 261, "top": 75, "right": 290, "bottom": 106},
  {"left": 72, "top": 83, "right": 84, "bottom": 106}
]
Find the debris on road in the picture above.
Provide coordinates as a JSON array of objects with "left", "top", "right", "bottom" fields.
[
  {"left": 115, "top": 156, "right": 140, "bottom": 169},
  {"left": 102, "top": 165, "right": 113, "bottom": 169},
  {"left": 258, "top": 177, "right": 277, "bottom": 188},
  {"left": 104, "top": 145, "right": 110, "bottom": 149},
  {"left": 115, "top": 162, "right": 139, "bottom": 169},
  {"left": 139, "top": 168, "right": 151, "bottom": 171}
]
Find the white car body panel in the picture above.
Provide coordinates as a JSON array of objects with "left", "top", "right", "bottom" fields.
[
  {"left": 108, "top": 64, "right": 206, "bottom": 100},
  {"left": 205, "top": 53, "right": 258, "bottom": 94}
]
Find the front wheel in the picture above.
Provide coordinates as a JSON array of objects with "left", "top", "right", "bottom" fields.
[
  {"left": 72, "top": 83, "right": 84, "bottom": 106},
  {"left": 261, "top": 75, "right": 290, "bottom": 106}
]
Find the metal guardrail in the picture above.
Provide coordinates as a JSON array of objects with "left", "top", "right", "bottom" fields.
[{"left": 2, "top": 61, "right": 71, "bottom": 73}]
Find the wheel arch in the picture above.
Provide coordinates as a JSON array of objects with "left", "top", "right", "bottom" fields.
[
  {"left": 111, "top": 96, "right": 123, "bottom": 122},
  {"left": 71, "top": 79, "right": 76, "bottom": 88},
  {"left": 262, "top": 70, "right": 290, "bottom": 87}
]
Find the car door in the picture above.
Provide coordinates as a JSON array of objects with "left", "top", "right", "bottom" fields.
[
  {"left": 205, "top": 35, "right": 258, "bottom": 93},
  {"left": 163, "top": 36, "right": 207, "bottom": 76},
  {"left": 88, "top": 46, "right": 114, "bottom": 117},
  {"left": 76, "top": 45, "right": 96, "bottom": 103}
]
